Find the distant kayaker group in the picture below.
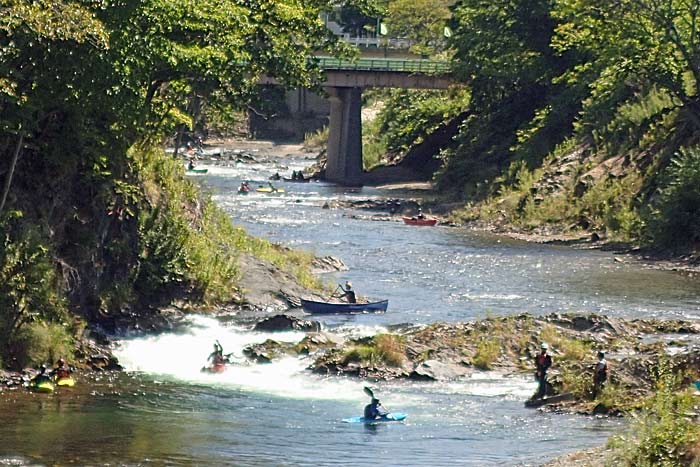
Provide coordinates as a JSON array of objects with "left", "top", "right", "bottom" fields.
[{"left": 28, "top": 357, "right": 75, "bottom": 392}]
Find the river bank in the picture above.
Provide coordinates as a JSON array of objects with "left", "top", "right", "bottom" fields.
[{"left": 192, "top": 137, "right": 699, "bottom": 268}]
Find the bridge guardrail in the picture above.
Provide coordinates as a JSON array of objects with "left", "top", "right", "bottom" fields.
[{"left": 316, "top": 57, "right": 452, "bottom": 74}]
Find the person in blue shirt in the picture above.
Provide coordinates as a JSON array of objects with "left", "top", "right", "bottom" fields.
[{"left": 364, "top": 397, "right": 389, "bottom": 420}]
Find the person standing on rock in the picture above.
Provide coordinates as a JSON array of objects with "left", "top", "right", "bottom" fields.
[
  {"left": 535, "top": 343, "right": 552, "bottom": 399},
  {"left": 592, "top": 350, "right": 608, "bottom": 397}
]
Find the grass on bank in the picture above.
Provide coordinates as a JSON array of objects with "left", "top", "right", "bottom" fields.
[
  {"left": 341, "top": 334, "right": 406, "bottom": 368},
  {"left": 133, "top": 147, "right": 324, "bottom": 305}
]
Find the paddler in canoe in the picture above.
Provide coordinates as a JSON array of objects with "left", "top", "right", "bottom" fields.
[{"left": 332, "top": 281, "right": 356, "bottom": 304}]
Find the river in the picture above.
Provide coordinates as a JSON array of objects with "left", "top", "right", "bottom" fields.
[{"left": 2, "top": 145, "right": 699, "bottom": 466}]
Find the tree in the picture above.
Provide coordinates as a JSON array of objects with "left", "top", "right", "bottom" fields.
[
  {"left": 385, "top": 0, "right": 450, "bottom": 55},
  {"left": 553, "top": 0, "right": 700, "bottom": 134}
]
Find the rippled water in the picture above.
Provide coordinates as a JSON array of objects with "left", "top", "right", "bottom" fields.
[{"left": 3, "top": 148, "right": 698, "bottom": 466}]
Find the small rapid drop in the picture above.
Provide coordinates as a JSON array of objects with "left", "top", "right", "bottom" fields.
[{"left": 114, "top": 316, "right": 370, "bottom": 401}]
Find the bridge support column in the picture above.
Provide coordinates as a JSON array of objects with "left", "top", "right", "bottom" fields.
[{"left": 326, "top": 87, "right": 363, "bottom": 186}]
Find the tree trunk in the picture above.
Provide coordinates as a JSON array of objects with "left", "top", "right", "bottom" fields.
[{"left": 0, "top": 133, "right": 23, "bottom": 217}]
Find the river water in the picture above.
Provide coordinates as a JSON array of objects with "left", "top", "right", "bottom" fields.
[{"left": 2, "top": 147, "right": 700, "bottom": 466}]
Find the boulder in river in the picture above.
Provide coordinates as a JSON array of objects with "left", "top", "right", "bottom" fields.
[
  {"left": 253, "top": 314, "right": 321, "bottom": 333},
  {"left": 409, "top": 359, "right": 471, "bottom": 381}
]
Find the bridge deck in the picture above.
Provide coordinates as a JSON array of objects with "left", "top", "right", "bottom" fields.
[{"left": 316, "top": 57, "right": 451, "bottom": 74}]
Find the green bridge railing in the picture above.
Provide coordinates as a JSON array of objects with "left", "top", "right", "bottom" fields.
[{"left": 316, "top": 57, "right": 452, "bottom": 74}]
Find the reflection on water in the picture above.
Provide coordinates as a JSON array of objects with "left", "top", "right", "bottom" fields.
[{"left": 2, "top": 149, "right": 696, "bottom": 466}]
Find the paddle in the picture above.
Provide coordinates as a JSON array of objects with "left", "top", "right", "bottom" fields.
[
  {"left": 363, "top": 386, "right": 390, "bottom": 417},
  {"left": 326, "top": 284, "right": 341, "bottom": 301}
]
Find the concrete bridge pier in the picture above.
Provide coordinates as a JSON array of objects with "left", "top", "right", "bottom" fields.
[{"left": 325, "top": 87, "right": 363, "bottom": 186}]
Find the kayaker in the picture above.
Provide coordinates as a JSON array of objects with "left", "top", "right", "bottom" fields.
[
  {"left": 52, "top": 358, "right": 73, "bottom": 381},
  {"left": 267, "top": 181, "right": 277, "bottom": 192},
  {"left": 592, "top": 350, "right": 608, "bottom": 397},
  {"left": 188, "top": 158, "right": 195, "bottom": 170},
  {"left": 208, "top": 341, "right": 225, "bottom": 365},
  {"left": 239, "top": 181, "right": 250, "bottom": 192},
  {"left": 270, "top": 172, "right": 281, "bottom": 181},
  {"left": 364, "top": 397, "right": 389, "bottom": 420},
  {"left": 534, "top": 342, "right": 552, "bottom": 399},
  {"left": 340, "top": 281, "right": 356, "bottom": 304},
  {"left": 416, "top": 207, "right": 425, "bottom": 219},
  {"left": 30, "top": 365, "right": 52, "bottom": 386}
]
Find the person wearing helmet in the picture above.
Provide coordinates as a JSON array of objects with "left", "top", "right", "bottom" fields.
[
  {"left": 592, "top": 350, "right": 608, "bottom": 397},
  {"left": 53, "top": 357, "right": 72, "bottom": 381},
  {"left": 340, "top": 281, "right": 356, "bottom": 304},
  {"left": 364, "top": 397, "right": 389, "bottom": 420},
  {"left": 208, "top": 341, "right": 225, "bottom": 365},
  {"left": 534, "top": 343, "right": 552, "bottom": 399},
  {"left": 30, "top": 365, "right": 52, "bottom": 385}
]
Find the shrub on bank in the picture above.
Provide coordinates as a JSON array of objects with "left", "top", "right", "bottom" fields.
[
  {"left": 0, "top": 216, "right": 73, "bottom": 369},
  {"left": 608, "top": 370, "right": 700, "bottom": 466},
  {"left": 341, "top": 334, "right": 406, "bottom": 368},
  {"left": 12, "top": 322, "right": 75, "bottom": 369},
  {"left": 472, "top": 339, "right": 500, "bottom": 370}
]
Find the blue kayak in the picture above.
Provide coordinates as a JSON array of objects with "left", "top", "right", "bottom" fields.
[
  {"left": 342, "top": 413, "right": 407, "bottom": 423},
  {"left": 300, "top": 298, "right": 388, "bottom": 314}
]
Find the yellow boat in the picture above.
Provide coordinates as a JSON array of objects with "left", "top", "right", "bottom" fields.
[
  {"left": 56, "top": 377, "right": 76, "bottom": 387},
  {"left": 256, "top": 187, "right": 285, "bottom": 193},
  {"left": 30, "top": 380, "right": 55, "bottom": 393}
]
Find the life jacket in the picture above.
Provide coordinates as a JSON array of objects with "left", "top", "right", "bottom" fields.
[{"left": 596, "top": 359, "right": 608, "bottom": 380}]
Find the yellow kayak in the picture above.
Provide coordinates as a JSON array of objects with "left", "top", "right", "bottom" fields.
[
  {"left": 30, "top": 381, "right": 55, "bottom": 393},
  {"left": 256, "top": 187, "right": 285, "bottom": 193},
  {"left": 56, "top": 377, "right": 76, "bottom": 387}
]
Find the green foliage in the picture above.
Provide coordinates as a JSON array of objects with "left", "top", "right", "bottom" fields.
[
  {"left": 539, "top": 324, "right": 590, "bottom": 362},
  {"left": 645, "top": 147, "right": 700, "bottom": 251},
  {"left": 342, "top": 334, "right": 406, "bottom": 367},
  {"left": 608, "top": 367, "right": 700, "bottom": 466},
  {"left": 304, "top": 126, "right": 329, "bottom": 150},
  {"left": 361, "top": 115, "right": 390, "bottom": 169},
  {"left": 13, "top": 322, "right": 75, "bottom": 369},
  {"left": 554, "top": 0, "right": 700, "bottom": 139},
  {"left": 0, "top": 215, "right": 70, "bottom": 368},
  {"left": 472, "top": 339, "right": 500, "bottom": 370},
  {"left": 577, "top": 174, "right": 643, "bottom": 239},
  {"left": 376, "top": 89, "right": 470, "bottom": 154},
  {"left": 385, "top": 0, "right": 451, "bottom": 56}
]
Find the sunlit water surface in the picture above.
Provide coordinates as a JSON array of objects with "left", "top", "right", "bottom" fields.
[{"left": 3, "top": 150, "right": 698, "bottom": 466}]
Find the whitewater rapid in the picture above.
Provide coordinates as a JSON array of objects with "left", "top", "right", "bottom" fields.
[{"left": 113, "top": 315, "right": 538, "bottom": 405}]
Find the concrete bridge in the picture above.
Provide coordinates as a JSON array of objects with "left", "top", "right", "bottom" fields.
[{"left": 260, "top": 57, "right": 454, "bottom": 185}]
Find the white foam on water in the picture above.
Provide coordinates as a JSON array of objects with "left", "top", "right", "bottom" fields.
[
  {"left": 449, "top": 373, "right": 538, "bottom": 398},
  {"left": 113, "top": 316, "right": 364, "bottom": 402}
]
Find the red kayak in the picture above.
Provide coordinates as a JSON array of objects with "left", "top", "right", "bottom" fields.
[
  {"left": 402, "top": 217, "right": 437, "bottom": 226},
  {"left": 201, "top": 363, "right": 226, "bottom": 373}
]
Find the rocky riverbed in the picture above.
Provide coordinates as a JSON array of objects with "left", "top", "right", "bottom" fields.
[{"left": 238, "top": 312, "right": 700, "bottom": 417}]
